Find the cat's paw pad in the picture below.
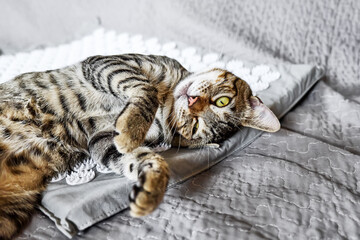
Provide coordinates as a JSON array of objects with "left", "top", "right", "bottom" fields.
[{"left": 128, "top": 158, "right": 169, "bottom": 217}]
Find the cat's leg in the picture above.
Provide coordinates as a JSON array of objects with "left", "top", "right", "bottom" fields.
[
  {"left": 0, "top": 152, "right": 49, "bottom": 239},
  {"left": 113, "top": 85, "right": 159, "bottom": 154},
  {"left": 89, "top": 132, "right": 170, "bottom": 216},
  {"left": 0, "top": 142, "right": 71, "bottom": 239}
]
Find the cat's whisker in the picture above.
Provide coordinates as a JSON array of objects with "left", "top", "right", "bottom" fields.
[
  {"left": 165, "top": 114, "right": 178, "bottom": 144},
  {"left": 175, "top": 134, "right": 183, "bottom": 154}
]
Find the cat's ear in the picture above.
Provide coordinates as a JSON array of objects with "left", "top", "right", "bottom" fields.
[{"left": 241, "top": 96, "right": 281, "bottom": 132}]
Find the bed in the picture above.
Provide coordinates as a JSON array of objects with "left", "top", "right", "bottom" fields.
[{"left": 1, "top": 0, "right": 358, "bottom": 239}]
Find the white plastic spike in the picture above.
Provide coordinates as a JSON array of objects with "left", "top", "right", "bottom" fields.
[
  {"left": 96, "top": 163, "right": 113, "bottom": 174},
  {"left": 145, "top": 37, "right": 159, "bottom": 47},
  {"left": 146, "top": 41, "right": 161, "bottom": 54},
  {"left": 130, "top": 34, "right": 143, "bottom": 44},
  {"left": 117, "top": 32, "right": 130, "bottom": 42},
  {"left": 242, "top": 74, "right": 259, "bottom": 85},
  {"left": 166, "top": 49, "right": 180, "bottom": 58},
  {"left": 185, "top": 54, "right": 202, "bottom": 66},
  {"left": 250, "top": 81, "right": 270, "bottom": 93},
  {"left": 207, "top": 61, "right": 226, "bottom": 69},
  {"left": 73, "top": 162, "right": 86, "bottom": 172},
  {"left": 152, "top": 143, "right": 171, "bottom": 152},
  {"left": 226, "top": 60, "right": 244, "bottom": 71},
  {"left": 181, "top": 47, "right": 197, "bottom": 58},
  {"left": 190, "top": 62, "right": 207, "bottom": 72},
  {"left": 261, "top": 71, "right": 281, "bottom": 83},
  {"left": 66, "top": 169, "right": 96, "bottom": 185},
  {"left": 50, "top": 172, "right": 67, "bottom": 183},
  {"left": 233, "top": 68, "right": 251, "bottom": 79},
  {"left": 162, "top": 42, "right": 177, "bottom": 52},
  {"left": 202, "top": 53, "right": 220, "bottom": 64},
  {"left": 73, "top": 158, "right": 96, "bottom": 172},
  {"left": 85, "top": 158, "right": 96, "bottom": 169},
  {"left": 133, "top": 45, "right": 147, "bottom": 54},
  {"left": 251, "top": 65, "right": 270, "bottom": 76}
]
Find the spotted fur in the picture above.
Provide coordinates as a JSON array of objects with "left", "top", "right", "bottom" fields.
[{"left": 0, "top": 54, "right": 279, "bottom": 239}]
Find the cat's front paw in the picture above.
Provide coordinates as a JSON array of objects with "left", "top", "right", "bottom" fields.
[
  {"left": 114, "top": 105, "right": 153, "bottom": 153},
  {"left": 129, "top": 154, "right": 169, "bottom": 217},
  {"left": 114, "top": 132, "right": 142, "bottom": 153}
]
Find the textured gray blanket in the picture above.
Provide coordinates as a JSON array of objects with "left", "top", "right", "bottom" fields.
[{"left": 13, "top": 0, "right": 360, "bottom": 239}]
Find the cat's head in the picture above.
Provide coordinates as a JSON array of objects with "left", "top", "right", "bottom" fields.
[{"left": 173, "top": 68, "right": 280, "bottom": 147}]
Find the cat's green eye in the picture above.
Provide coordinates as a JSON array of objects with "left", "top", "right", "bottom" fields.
[{"left": 215, "top": 97, "right": 230, "bottom": 107}]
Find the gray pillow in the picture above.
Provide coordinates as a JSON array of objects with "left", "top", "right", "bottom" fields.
[{"left": 39, "top": 62, "right": 324, "bottom": 238}]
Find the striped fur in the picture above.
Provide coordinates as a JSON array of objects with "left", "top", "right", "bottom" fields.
[{"left": 0, "top": 54, "right": 279, "bottom": 239}]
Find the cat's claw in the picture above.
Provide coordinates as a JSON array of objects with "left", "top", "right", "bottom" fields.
[
  {"left": 188, "top": 143, "right": 220, "bottom": 149},
  {"left": 205, "top": 143, "right": 220, "bottom": 148}
]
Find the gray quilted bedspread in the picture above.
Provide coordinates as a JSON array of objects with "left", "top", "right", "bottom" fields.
[{"left": 16, "top": 0, "right": 360, "bottom": 239}]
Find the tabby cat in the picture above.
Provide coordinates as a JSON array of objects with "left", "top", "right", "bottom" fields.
[{"left": 0, "top": 54, "right": 280, "bottom": 239}]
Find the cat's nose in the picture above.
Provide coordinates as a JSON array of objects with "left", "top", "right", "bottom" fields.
[{"left": 188, "top": 96, "right": 199, "bottom": 107}]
